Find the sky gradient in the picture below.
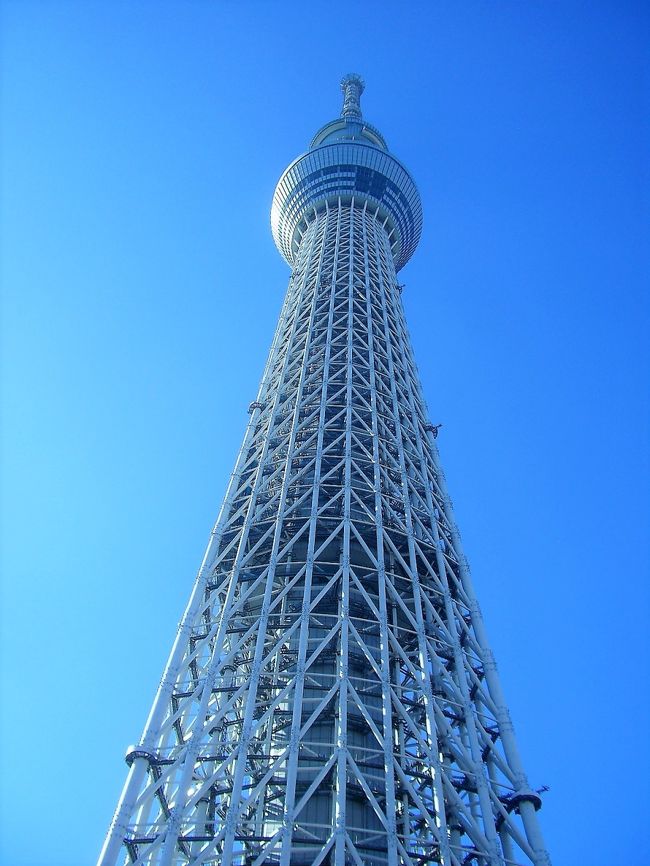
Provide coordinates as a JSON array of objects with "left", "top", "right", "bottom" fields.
[{"left": 2, "top": 3, "right": 649, "bottom": 865}]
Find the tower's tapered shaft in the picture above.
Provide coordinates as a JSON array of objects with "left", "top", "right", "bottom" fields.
[{"left": 99, "top": 75, "right": 550, "bottom": 866}]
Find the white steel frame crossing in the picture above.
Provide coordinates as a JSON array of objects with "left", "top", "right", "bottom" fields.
[{"left": 98, "top": 75, "right": 550, "bottom": 866}]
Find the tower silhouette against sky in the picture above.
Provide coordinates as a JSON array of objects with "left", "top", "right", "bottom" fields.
[{"left": 99, "top": 75, "right": 550, "bottom": 866}]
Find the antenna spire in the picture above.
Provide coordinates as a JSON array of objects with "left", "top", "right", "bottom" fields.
[{"left": 340, "top": 73, "right": 364, "bottom": 120}]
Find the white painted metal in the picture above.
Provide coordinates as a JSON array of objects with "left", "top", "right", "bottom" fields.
[{"left": 98, "top": 74, "right": 550, "bottom": 866}]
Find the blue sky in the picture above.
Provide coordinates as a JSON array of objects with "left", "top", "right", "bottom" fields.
[{"left": 1, "top": 2, "right": 648, "bottom": 865}]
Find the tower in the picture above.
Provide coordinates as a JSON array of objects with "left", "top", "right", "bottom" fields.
[{"left": 99, "top": 75, "right": 550, "bottom": 866}]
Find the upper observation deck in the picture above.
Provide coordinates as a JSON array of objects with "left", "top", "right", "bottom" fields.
[{"left": 271, "top": 74, "right": 423, "bottom": 272}]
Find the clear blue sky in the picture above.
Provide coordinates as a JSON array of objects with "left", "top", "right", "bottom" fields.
[{"left": 1, "top": 2, "right": 648, "bottom": 864}]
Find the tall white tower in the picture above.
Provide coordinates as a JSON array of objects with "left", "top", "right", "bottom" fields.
[{"left": 99, "top": 74, "right": 550, "bottom": 866}]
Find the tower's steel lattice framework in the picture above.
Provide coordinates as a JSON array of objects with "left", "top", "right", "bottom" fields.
[{"left": 99, "top": 76, "right": 550, "bottom": 866}]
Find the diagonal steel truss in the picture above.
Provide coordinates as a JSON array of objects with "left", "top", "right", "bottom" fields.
[{"left": 99, "top": 197, "right": 550, "bottom": 866}]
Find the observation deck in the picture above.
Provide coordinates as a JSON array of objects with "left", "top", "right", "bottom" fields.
[{"left": 271, "top": 74, "right": 423, "bottom": 272}]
